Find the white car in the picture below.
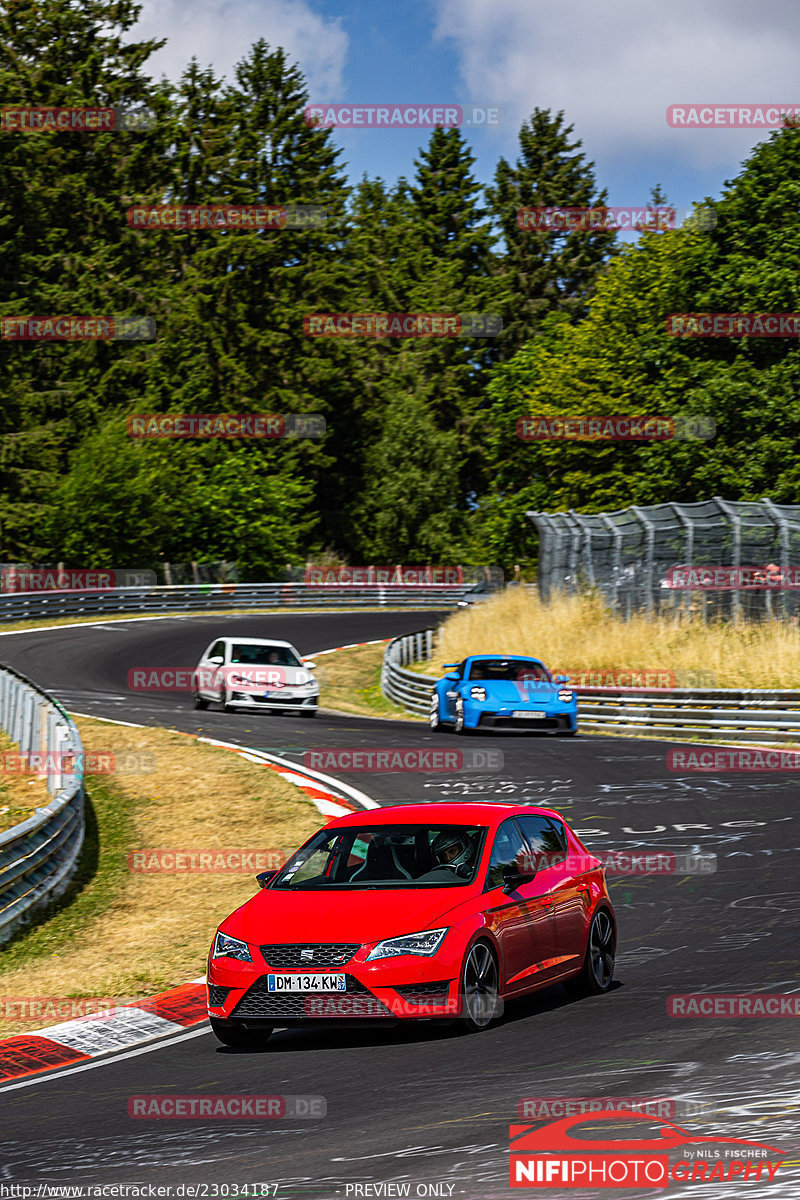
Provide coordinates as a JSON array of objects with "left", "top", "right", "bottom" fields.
[{"left": 192, "top": 637, "right": 319, "bottom": 716}]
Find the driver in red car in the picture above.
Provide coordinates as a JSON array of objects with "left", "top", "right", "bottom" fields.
[{"left": 432, "top": 830, "right": 475, "bottom": 877}]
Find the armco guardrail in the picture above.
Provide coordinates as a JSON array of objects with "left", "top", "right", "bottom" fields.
[
  {"left": 0, "top": 666, "right": 85, "bottom": 944},
  {"left": 381, "top": 631, "right": 800, "bottom": 744},
  {"left": 381, "top": 630, "right": 436, "bottom": 715},
  {"left": 0, "top": 582, "right": 477, "bottom": 623}
]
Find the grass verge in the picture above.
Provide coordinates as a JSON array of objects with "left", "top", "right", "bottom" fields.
[
  {"left": 318, "top": 643, "right": 418, "bottom": 720},
  {"left": 0, "top": 716, "right": 321, "bottom": 1037},
  {"left": 413, "top": 588, "right": 800, "bottom": 690},
  {"left": 0, "top": 730, "right": 50, "bottom": 834}
]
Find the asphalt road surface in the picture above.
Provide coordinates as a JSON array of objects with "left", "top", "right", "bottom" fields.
[{"left": 0, "top": 612, "right": 797, "bottom": 1198}]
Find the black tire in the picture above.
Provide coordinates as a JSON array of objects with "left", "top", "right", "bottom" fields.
[
  {"left": 568, "top": 908, "right": 616, "bottom": 996},
  {"left": 193, "top": 692, "right": 209, "bottom": 710},
  {"left": 209, "top": 1017, "right": 273, "bottom": 1048},
  {"left": 222, "top": 690, "right": 236, "bottom": 713},
  {"left": 429, "top": 693, "right": 442, "bottom": 731},
  {"left": 458, "top": 940, "right": 501, "bottom": 1033}
]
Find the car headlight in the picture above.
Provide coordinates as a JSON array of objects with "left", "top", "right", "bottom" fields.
[
  {"left": 299, "top": 679, "right": 318, "bottom": 690},
  {"left": 470, "top": 687, "right": 487, "bottom": 700},
  {"left": 366, "top": 927, "right": 448, "bottom": 961},
  {"left": 559, "top": 689, "right": 574, "bottom": 702},
  {"left": 212, "top": 932, "right": 252, "bottom": 961}
]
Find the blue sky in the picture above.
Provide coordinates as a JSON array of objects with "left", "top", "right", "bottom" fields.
[{"left": 136, "top": 0, "right": 800, "bottom": 220}]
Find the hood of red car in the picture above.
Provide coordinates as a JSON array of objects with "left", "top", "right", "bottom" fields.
[{"left": 221, "top": 885, "right": 471, "bottom": 946}]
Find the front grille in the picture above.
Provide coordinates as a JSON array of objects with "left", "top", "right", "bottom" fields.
[
  {"left": 480, "top": 714, "right": 567, "bottom": 730},
  {"left": 231, "top": 974, "right": 393, "bottom": 1020},
  {"left": 260, "top": 943, "right": 359, "bottom": 969},
  {"left": 207, "top": 985, "right": 231, "bottom": 1008},
  {"left": 394, "top": 982, "right": 452, "bottom": 1006},
  {"left": 252, "top": 696, "right": 308, "bottom": 705}
]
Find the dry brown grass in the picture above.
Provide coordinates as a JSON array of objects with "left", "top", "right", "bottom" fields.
[
  {"left": 425, "top": 587, "right": 800, "bottom": 689},
  {"left": 0, "top": 729, "right": 50, "bottom": 833},
  {"left": 0, "top": 717, "right": 322, "bottom": 1036},
  {"left": 319, "top": 643, "right": 417, "bottom": 719}
]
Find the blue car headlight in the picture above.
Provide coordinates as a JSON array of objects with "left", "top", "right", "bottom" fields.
[
  {"left": 559, "top": 689, "right": 574, "bottom": 702},
  {"left": 212, "top": 932, "right": 252, "bottom": 962},
  {"left": 470, "top": 687, "right": 487, "bottom": 700},
  {"left": 366, "top": 927, "right": 449, "bottom": 961}
]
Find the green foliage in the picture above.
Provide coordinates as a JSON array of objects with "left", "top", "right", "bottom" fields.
[{"left": 1, "top": 0, "right": 797, "bottom": 576}]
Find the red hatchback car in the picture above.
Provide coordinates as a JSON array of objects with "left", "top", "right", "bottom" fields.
[{"left": 206, "top": 803, "right": 616, "bottom": 1047}]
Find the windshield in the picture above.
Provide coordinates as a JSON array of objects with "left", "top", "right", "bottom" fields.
[
  {"left": 230, "top": 643, "right": 302, "bottom": 667},
  {"left": 271, "top": 825, "right": 487, "bottom": 889},
  {"left": 467, "top": 659, "right": 552, "bottom": 683}
]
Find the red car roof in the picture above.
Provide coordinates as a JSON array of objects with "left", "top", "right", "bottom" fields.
[{"left": 327, "top": 802, "right": 566, "bottom": 827}]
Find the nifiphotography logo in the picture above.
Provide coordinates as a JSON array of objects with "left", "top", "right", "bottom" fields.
[{"left": 509, "top": 1110, "right": 784, "bottom": 1188}]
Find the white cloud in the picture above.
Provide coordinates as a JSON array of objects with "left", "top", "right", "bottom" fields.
[
  {"left": 432, "top": 0, "right": 800, "bottom": 168},
  {"left": 135, "top": 0, "right": 348, "bottom": 95}
]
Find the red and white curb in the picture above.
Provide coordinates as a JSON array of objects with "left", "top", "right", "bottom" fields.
[
  {"left": 0, "top": 979, "right": 209, "bottom": 1084},
  {"left": 0, "top": 644, "right": 382, "bottom": 1083}
]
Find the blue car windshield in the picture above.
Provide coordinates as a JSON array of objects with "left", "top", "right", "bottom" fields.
[{"left": 467, "top": 660, "right": 552, "bottom": 683}]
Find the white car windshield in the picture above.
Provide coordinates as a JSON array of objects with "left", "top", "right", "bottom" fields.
[{"left": 230, "top": 644, "right": 302, "bottom": 667}]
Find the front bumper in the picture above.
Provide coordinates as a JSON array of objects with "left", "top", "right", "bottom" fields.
[
  {"left": 207, "top": 944, "right": 462, "bottom": 1023},
  {"left": 475, "top": 709, "right": 576, "bottom": 731},
  {"left": 226, "top": 690, "right": 319, "bottom": 711}
]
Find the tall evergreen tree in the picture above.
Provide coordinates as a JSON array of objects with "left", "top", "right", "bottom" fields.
[{"left": 486, "top": 108, "right": 618, "bottom": 359}]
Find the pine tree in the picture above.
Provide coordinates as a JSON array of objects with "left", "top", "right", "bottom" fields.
[{"left": 486, "top": 108, "right": 618, "bottom": 358}]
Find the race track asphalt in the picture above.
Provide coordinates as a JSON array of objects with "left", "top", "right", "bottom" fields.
[{"left": 0, "top": 611, "right": 797, "bottom": 1197}]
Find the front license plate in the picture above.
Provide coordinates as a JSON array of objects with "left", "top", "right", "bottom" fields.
[
  {"left": 267, "top": 974, "right": 346, "bottom": 992},
  {"left": 512, "top": 710, "right": 546, "bottom": 719}
]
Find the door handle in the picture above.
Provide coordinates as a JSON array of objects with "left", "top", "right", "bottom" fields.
[
  {"left": 577, "top": 883, "right": 589, "bottom": 891},
  {"left": 540, "top": 897, "right": 554, "bottom": 908}
]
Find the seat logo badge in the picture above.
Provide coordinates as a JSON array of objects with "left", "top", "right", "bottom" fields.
[{"left": 301, "top": 949, "right": 314, "bottom": 961}]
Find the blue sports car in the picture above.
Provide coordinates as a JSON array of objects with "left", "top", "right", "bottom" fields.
[{"left": 429, "top": 655, "right": 577, "bottom": 735}]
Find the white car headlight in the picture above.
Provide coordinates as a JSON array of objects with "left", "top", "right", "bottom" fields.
[
  {"left": 470, "top": 687, "right": 487, "bottom": 700},
  {"left": 366, "top": 927, "right": 448, "bottom": 961},
  {"left": 212, "top": 932, "right": 252, "bottom": 961},
  {"left": 559, "top": 689, "right": 574, "bottom": 702}
]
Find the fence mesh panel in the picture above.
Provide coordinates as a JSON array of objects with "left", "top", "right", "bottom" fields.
[{"left": 527, "top": 497, "right": 800, "bottom": 620}]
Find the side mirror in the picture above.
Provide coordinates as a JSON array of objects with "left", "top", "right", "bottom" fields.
[
  {"left": 555, "top": 674, "right": 569, "bottom": 684},
  {"left": 444, "top": 673, "right": 460, "bottom": 682},
  {"left": 501, "top": 858, "right": 536, "bottom": 893},
  {"left": 256, "top": 870, "right": 277, "bottom": 889},
  {"left": 207, "top": 655, "right": 224, "bottom": 666},
  {"left": 303, "top": 660, "right": 317, "bottom": 670}
]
